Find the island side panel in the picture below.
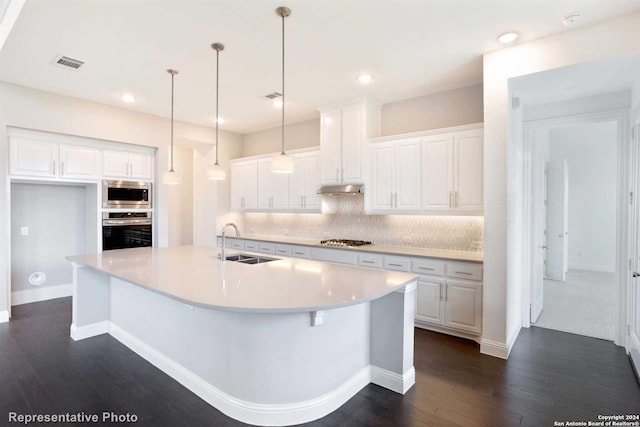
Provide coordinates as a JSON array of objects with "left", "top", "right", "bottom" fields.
[
  {"left": 370, "top": 282, "right": 417, "bottom": 394},
  {"left": 107, "top": 277, "right": 372, "bottom": 419},
  {"left": 70, "top": 263, "right": 111, "bottom": 340}
]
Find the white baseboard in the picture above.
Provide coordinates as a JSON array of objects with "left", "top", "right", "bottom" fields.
[
  {"left": 109, "top": 322, "right": 372, "bottom": 426},
  {"left": 12, "top": 284, "right": 72, "bottom": 306},
  {"left": 480, "top": 338, "right": 509, "bottom": 359},
  {"left": 70, "top": 320, "right": 110, "bottom": 341},
  {"left": 0, "top": 310, "right": 8, "bottom": 323},
  {"left": 414, "top": 321, "right": 481, "bottom": 344},
  {"left": 370, "top": 366, "right": 415, "bottom": 394}
]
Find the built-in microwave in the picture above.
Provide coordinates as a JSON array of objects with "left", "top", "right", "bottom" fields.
[{"left": 102, "top": 180, "right": 152, "bottom": 209}]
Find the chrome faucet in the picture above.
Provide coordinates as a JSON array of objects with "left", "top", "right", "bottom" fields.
[{"left": 220, "top": 223, "right": 240, "bottom": 261}]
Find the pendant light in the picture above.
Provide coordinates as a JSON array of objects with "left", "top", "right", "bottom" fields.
[
  {"left": 162, "top": 69, "right": 181, "bottom": 185},
  {"left": 207, "top": 43, "right": 227, "bottom": 180},
  {"left": 271, "top": 6, "right": 295, "bottom": 174}
]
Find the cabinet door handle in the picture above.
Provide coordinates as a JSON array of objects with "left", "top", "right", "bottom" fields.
[
  {"left": 336, "top": 168, "right": 339, "bottom": 181},
  {"left": 361, "top": 260, "right": 375, "bottom": 264},
  {"left": 390, "top": 193, "right": 394, "bottom": 207},
  {"left": 455, "top": 191, "right": 459, "bottom": 208},
  {"left": 418, "top": 267, "right": 435, "bottom": 271},
  {"left": 341, "top": 168, "right": 344, "bottom": 181},
  {"left": 395, "top": 193, "right": 398, "bottom": 208},
  {"left": 294, "top": 251, "right": 305, "bottom": 255},
  {"left": 439, "top": 283, "right": 443, "bottom": 301},
  {"left": 449, "top": 191, "right": 453, "bottom": 208},
  {"left": 444, "top": 284, "right": 448, "bottom": 301},
  {"left": 388, "top": 263, "right": 403, "bottom": 267},
  {"left": 454, "top": 271, "right": 473, "bottom": 275}
]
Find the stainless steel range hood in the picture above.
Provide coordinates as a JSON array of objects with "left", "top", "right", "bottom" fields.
[{"left": 316, "top": 184, "right": 364, "bottom": 195}]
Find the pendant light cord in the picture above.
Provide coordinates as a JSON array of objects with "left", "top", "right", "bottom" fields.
[
  {"left": 280, "top": 12, "right": 285, "bottom": 155},
  {"left": 170, "top": 71, "right": 175, "bottom": 172},
  {"left": 215, "top": 48, "right": 220, "bottom": 166}
]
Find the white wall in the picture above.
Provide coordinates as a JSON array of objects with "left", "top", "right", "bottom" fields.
[
  {"left": 525, "top": 91, "right": 632, "bottom": 122},
  {"left": 483, "top": 11, "right": 640, "bottom": 358},
  {"left": 11, "top": 183, "right": 88, "bottom": 292},
  {"left": 242, "top": 119, "right": 320, "bottom": 158},
  {"left": 381, "top": 84, "right": 484, "bottom": 136},
  {"left": 0, "top": 82, "right": 242, "bottom": 315},
  {"left": 549, "top": 122, "right": 618, "bottom": 272}
]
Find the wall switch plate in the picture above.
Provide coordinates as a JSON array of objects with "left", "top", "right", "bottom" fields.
[{"left": 20, "top": 227, "right": 29, "bottom": 236}]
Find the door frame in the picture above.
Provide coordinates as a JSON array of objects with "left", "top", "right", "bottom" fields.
[{"left": 521, "top": 109, "right": 630, "bottom": 348}]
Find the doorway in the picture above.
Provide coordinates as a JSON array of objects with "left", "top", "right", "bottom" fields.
[{"left": 529, "top": 121, "right": 618, "bottom": 340}]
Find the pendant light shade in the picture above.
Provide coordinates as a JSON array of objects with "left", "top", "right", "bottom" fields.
[
  {"left": 163, "top": 69, "right": 181, "bottom": 185},
  {"left": 271, "top": 6, "right": 294, "bottom": 174},
  {"left": 207, "top": 42, "right": 227, "bottom": 181}
]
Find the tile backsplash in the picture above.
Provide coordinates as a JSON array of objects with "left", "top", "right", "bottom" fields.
[{"left": 241, "top": 197, "right": 483, "bottom": 252}]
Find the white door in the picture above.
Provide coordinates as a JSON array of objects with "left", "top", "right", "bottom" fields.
[
  {"left": 103, "top": 150, "right": 129, "bottom": 178},
  {"left": 9, "top": 137, "right": 58, "bottom": 177},
  {"left": 302, "top": 153, "right": 321, "bottom": 209},
  {"left": 444, "top": 280, "right": 482, "bottom": 334},
  {"left": 415, "top": 278, "right": 444, "bottom": 325},
  {"left": 455, "top": 132, "right": 484, "bottom": 211},
  {"left": 395, "top": 139, "right": 421, "bottom": 211},
  {"left": 59, "top": 145, "right": 101, "bottom": 180},
  {"left": 370, "top": 142, "right": 395, "bottom": 211},
  {"left": 422, "top": 135, "right": 454, "bottom": 211},
  {"left": 320, "top": 110, "right": 342, "bottom": 184},
  {"left": 341, "top": 103, "right": 364, "bottom": 184},
  {"left": 545, "top": 160, "right": 569, "bottom": 281},
  {"left": 630, "top": 120, "right": 640, "bottom": 372},
  {"left": 257, "top": 159, "right": 273, "bottom": 209},
  {"left": 530, "top": 134, "right": 548, "bottom": 323},
  {"left": 128, "top": 152, "right": 153, "bottom": 180}
]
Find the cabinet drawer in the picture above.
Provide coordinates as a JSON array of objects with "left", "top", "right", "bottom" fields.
[
  {"left": 259, "top": 242, "right": 276, "bottom": 254},
  {"left": 446, "top": 263, "right": 483, "bottom": 281},
  {"left": 412, "top": 259, "right": 444, "bottom": 276},
  {"left": 230, "top": 240, "right": 244, "bottom": 250},
  {"left": 275, "top": 245, "right": 292, "bottom": 256},
  {"left": 290, "top": 246, "right": 310, "bottom": 259},
  {"left": 244, "top": 241, "right": 260, "bottom": 252},
  {"left": 311, "top": 248, "right": 357, "bottom": 265},
  {"left": 383, "top": 256, "right": 411, "bottom": 272},
  {"left": 358, "top": 253, "right": 383, "bottom": 269}
]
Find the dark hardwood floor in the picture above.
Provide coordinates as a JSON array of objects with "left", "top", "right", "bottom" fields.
[{"left": 1, "top": 298, "right": 638, "bottom": 426}]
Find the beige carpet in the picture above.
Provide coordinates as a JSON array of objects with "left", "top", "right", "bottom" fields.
[{"left": 533, "top": 269, "right": 616, "bottom": 341}]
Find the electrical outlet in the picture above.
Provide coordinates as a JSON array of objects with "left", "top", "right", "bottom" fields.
[{"left": 20, "top": 227, "right": 29, "bottom": 236}]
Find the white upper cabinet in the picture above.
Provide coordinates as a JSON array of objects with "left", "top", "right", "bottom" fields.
[
  {"left": 320, "top": 98, "right": 380, "bottom": 185},
  {"left": 367, "top": 138, "right": 420, "bottom": 213},
  {"left": 289, "top": 150, "right": 321, "bottom": 211},
  {"left": 454, "top": 131, "right": 483, "bottom": 212},
  {"left": 10, "top": 135, "right": 102, "bottom": 180},
  {"left": 258, "top": 158, "right": 289, "bottom": 210},
  {"left": 103, "top": 150, "right": 153, "bottom": 181},
  {"left": 230, "top": 160, "right": 258, "bottom": 210},
  {"left": 368, "top": 123, "right": 483, "bottom": 215},
  {"left": 59, "top": 145, "right": 101, "bottom": 180},
  {"left": 10, "top": 137, "right": 58, "bottom": 177},
  {"left": 421, "top": 135, "right": 454, "bottom": 212}
]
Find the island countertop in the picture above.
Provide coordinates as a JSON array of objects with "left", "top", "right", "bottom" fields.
[{"left": 67, "top": 245, "right": 418, "bottom": 313}]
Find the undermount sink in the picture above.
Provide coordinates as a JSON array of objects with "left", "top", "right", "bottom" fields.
[{"left": 221, "top": 253, "right": 280, "bottom": 264}]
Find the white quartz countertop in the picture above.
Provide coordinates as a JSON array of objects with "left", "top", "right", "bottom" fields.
[
  {"left": 224, "top": 233, "right": 484, "bottom": 263},
  {"left": 67, "top": 246, "right": 417, "bottom": 313}
]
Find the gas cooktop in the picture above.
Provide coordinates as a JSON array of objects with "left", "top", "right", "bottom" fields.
[{"left": 319, "top": 239, "right": 373, "bottom": 248}]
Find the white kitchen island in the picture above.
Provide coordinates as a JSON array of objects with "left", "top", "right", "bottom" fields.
[{"left": 67, "top": 245, "right": 418, "bottom": 426}]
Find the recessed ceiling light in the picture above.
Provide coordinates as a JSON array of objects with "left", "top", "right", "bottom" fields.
[
  {"left": 562, "top": 14, "right": 581, "bottom": 27},
  {"left": 358, "top": 74, "right": 373, "bottom": 84},
  {"left": 121, "top": 94, "right": 135, "bottom": 103},
  {"left": 273, "top": 99, "right": 284, "bottom": 108},
  {"left": 497, "top": 32, "right": 519, "bottom": 44}
]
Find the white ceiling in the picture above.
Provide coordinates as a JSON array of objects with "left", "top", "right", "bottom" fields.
[
  {"left": 511, "top": 51, "right": 640, "bottom": 107},
  {"left": 1, "top": 0, "right": 639, "bottom": 134}
]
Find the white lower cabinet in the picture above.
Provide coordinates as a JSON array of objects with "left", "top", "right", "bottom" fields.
[{"left": 416, "top": 277, "right": 482, "bottom": 335}]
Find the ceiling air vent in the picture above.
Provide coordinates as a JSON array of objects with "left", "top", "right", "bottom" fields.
[
  {"left": 264, "top": 92, "right": 282, "bottom": 100},
  {"left": 52, "top": 55, "right": 85, "bottom": 70}
]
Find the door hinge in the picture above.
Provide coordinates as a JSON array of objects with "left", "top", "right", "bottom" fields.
[
  {"left": 630, "top": 192, "right": 634, "bottom": 205},
  {"left": 512, "top": 97, "right": 520, "bottom": 109},
  {"left": 628, "top": 324, "right": 631, "bottom": 335}
]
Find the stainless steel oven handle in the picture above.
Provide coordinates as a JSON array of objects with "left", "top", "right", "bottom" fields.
[{"left": 103, "top": 220, "right": 152, "bottom": 226}]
